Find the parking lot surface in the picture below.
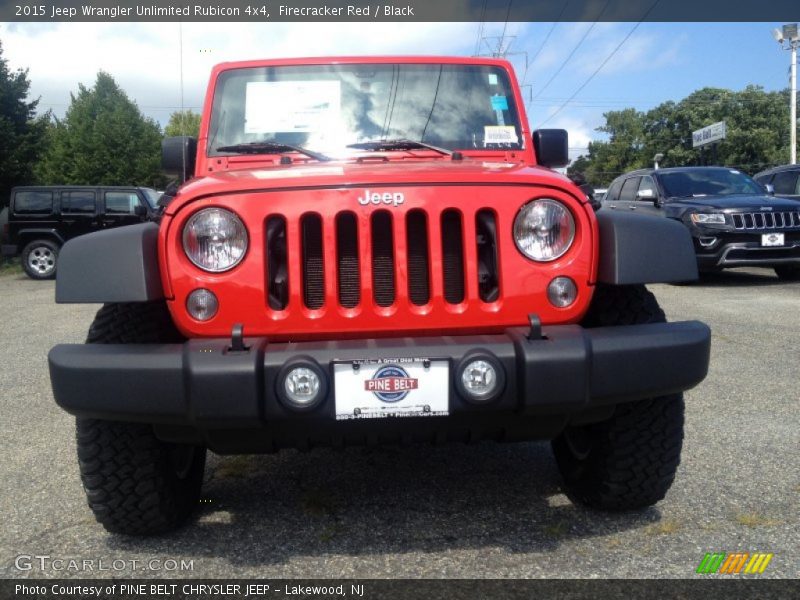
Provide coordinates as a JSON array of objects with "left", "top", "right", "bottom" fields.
[{"left": 0, "top": 269, "right": 797, "bottom": 579}]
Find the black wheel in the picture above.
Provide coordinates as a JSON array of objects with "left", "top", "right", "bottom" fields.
[
  {"left": 77, "top": 302, "right": 205, "bottom": 535},
  {"left": 21, "top": 239, "right": 59, "bottom": 279},
  {"left": 552, "top": 284, "right": 684, "bottom": 510},
  {"left": 774, "top": 265, "right": 800, "bottom": 281}
]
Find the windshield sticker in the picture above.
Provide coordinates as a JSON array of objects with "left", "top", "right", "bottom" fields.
[
  {"left": 244, "top": 81, "right": 341, "bottom": 134},
  {"left": 250, "top": 166, "right": 345, "bottom": 179},
  {"left": 488, "top": 73, "right": 498, "bottom": 85},
  {"left": 484, "top": 125, "right": 518, "bottom": 145},
  {"left": 490, "top": 95, "right": 509, "bottom": 111}
]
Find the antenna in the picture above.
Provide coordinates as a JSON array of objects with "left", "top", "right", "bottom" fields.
[{"left": 178, "top": 21, "right": 187, "bottom": 179}]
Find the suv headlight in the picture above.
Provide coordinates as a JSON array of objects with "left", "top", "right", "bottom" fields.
[
  {"left": 182, "top": 207, "right": 248, "bottom": 272},
  {"left": 513, "top": 199, "right": 575, "bottom": 262},
  {"left": 690, "top": 213, "right": 726, "bottom": 225}
]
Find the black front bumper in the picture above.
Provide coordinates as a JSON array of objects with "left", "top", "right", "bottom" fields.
[
  {"left": 693, "top": 231, "right": 800, "bottom": 269},
  {"left": 49, "top": 322, "right": 710, "bottom": 450}
]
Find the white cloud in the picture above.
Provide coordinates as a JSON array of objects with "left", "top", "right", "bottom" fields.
[{"left": 0, "top": 22, "right": 476, "bottom": 124}]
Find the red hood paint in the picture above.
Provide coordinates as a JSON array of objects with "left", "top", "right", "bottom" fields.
[{"left": 166, "top": 160, "right": 583, "bottom": 214}]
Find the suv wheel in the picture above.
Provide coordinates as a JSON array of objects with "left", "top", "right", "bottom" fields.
[
  {"left": 552, "top": 285, "right": 684, "bottom": 510},
  {"left": 22, "top": 239, "right": 59, "bottom": 279},
  {"left": 774, "top": 265, "right": 800, "bottom": 281},
  {"left": 76, "top": 302, "right": 205, "bottom": 535}
]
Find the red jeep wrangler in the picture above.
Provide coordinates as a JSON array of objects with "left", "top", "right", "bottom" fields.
[{"left": 49, "top": 56, "right": 710, "bottom": 535}]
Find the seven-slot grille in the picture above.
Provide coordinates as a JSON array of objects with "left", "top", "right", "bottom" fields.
[
  {"left": 265, "top": 208, "right": 500, "bottom": 311},
  {"left": 731, "top": 211, "right": 800, "bottom": 230}
]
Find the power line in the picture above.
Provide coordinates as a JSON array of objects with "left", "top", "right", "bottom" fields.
[
  {"left": 531, "top": 0, "right": 610, "bottom": 99},
  {"left": 473, "top": 0, "right": 488, "bottom": 56},
  {"left": 538, "top": 0, "right": 662, "bottom": 127},
  {"left": 525, "top": 2, "right": 569, "bottom": 82}
]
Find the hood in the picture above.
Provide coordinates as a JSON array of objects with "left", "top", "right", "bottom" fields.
[
  {"left": 166, "top": 159, "right": 580, "bottom": 215},
  {"left": 670, "top": 194, "right": 800, "bottom": 211}
]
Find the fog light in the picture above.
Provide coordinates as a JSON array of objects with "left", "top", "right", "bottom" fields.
[
  {"left": 457, "top": 355, "right": 504, "bottom": 403},
  {"left": 278, "top": 361, "right": 327, "bottom": 411},
  {"left": 186, "top": 288, "right": 218, "bottom": 321},
  {"left": 547, "top": 277, "right": 577, "bottom": 308}
]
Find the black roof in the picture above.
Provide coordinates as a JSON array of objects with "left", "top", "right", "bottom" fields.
[
  {"left": 753, "top": 164, "right": 800, "bottom": 178},
  {"left": 11, "top": 185, "right": 153, "bottom": 191},
  {"left": 613, "top": 166, "right": 752, "bottom": 180}
]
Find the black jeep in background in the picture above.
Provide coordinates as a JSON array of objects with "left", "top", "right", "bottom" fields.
[
  {"left": 602, "top": 167, "right": 800, "bottom": 280},
  {"left": 754, "top": 164, "right": 800, "bottom": 201},
  {"left": 0, "top": 186, "right": 159, "bottom": 279}
]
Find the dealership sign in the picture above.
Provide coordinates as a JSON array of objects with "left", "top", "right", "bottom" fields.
[{"left": 692, "top": 121, "right": 727, "bottom": 148}]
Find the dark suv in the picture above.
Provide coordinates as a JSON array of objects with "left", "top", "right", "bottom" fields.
[
  {"left": 0, "top": 186, "right": 159, "bottom": 279},
  {"left": 602, "top": 167, "right": 800, "bottom": 280},
  {"left": 753, "top": 164, "right": 800, "bottom": 201}
]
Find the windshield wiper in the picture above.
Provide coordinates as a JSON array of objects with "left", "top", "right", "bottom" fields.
[
  {"left": 346, "top": 139, "right": 452, "bottom": 156},
  {"left": 216, "top": 141, "right": 331, "bottom": 162}
]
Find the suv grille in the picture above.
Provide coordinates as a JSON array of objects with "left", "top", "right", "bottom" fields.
[
  {"left": 266, "top": 207, "right": 501, "bottom": 312},
  {"left": 731, "top": 211, "right": 800, "bottom": 230}
]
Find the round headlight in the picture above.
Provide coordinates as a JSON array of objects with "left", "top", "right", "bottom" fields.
[
  {"left": 182, "top": 208, "right": 248, "bottom": 272},
  {"left": 513, "top": 199, "right": 575, "bottom": 262}
]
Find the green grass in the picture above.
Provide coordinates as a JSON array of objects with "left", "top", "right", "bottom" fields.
[
  {"left": 0, "top": 258, "right": 22, "bottom": 276},
  {"left": 645, "top": 519, "right": 682, "bottom": 536},
  {"left": 734, "top": 513, "right": 781, "bottom": 528}
]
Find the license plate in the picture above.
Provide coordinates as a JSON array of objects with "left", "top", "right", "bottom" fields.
[
  {"left": 762, "top": 233, "right": 785, "bottom": 247},
  {"left": 333, "top": 358, "right": 449, "bottom": 420}
]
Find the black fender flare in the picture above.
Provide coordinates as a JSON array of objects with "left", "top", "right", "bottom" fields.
[
  {"left": 55, "top": 223, "right": 164, "bottom": 303},
  {"left": 595, "top": 210, "right": 698, "bottom": 285},
  {"left": 18, "top": 228, "right": 65, "bottom": 245}
]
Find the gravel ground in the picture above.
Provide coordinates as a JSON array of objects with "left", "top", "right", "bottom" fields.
[{"left": 0, "top": 268, "right": 797, "bottom": 579}]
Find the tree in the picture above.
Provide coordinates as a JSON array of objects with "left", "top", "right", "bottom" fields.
[
  {"left": 0, "top": 39, "right": 48, "bottom": 206},
  {"left": 164, "top": 109, "right": 201, "bottom": 138},
  {"left": 36, "top": 71, "right": 165, "bottom": 187},
  {"left": 576, "top": 86, "right": 791, "bottom": 186}
]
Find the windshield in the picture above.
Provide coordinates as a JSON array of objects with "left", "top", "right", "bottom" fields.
[
  {"left": 659, "top": 169, "right": 764, "bottom": 198},
  {"left": 141, "top": 188, "right": 161, "bottom": 208},
  {"left": 207, "top": 63, "right": 524, "bottom": 156}
]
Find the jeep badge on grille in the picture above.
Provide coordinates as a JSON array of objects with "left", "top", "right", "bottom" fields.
[{"left": 358, "top": 190, "right": 405, "bottom": 206}]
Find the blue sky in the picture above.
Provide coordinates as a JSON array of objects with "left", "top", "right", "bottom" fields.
[{"left": 1, "top": 21, "right": 794, "bottom": 158}]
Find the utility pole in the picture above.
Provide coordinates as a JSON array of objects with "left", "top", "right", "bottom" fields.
[{"left": 773, "top": 24, "right": 799, "bottom": 164}]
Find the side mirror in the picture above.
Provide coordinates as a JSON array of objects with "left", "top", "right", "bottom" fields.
[
  {"left": 162, "top": 136, "right": 197, "bottom": 183},
  {"left": 765, "top": 183, "right": 775, "bottom": 195},
  {"left": 133, "top": 204, "right": 147, "bottom": 217},
  {"left": 533, "top": 129, "right": 569, "bottom": 169}
]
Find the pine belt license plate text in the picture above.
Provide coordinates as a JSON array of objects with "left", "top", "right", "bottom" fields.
[
  {"left": 762, "top": 233, "right": 784, "bottom": 247},
  {"left": 334, "top": 358, "right": 449, "bottom": 420}
]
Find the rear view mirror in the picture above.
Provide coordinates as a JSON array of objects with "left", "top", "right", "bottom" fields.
[
  {"left": 162, "top": 136, "right": 197, "bottom": 183},
  {"left": 533, "top": 129, "right": 569, "bottom": 168}
]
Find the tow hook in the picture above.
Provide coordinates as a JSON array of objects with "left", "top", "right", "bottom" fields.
[{"left": 228, "top": 323, "right": 250, "bottom": 353}]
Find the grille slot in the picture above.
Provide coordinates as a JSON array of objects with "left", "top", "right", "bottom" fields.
[
  {"left": 441, "top": 209, "right": 465, "bottom": 304},
  {"left": 371, "top": 211, "right": 396, "bottom": 307},
  {"left": 476, "top": 210, "right": 500, "bottom": 302},
  {"left": 336, "top": 212, "right": 360, "bottom": 308},
  {"left": 266, "top": 216, "right": 288, "bottom": 310},
  {"left": 732, "top": 211, "right": 800, "bottom": 230},
  {"left": 406, "top": 210, "right": 430, "bottom": 306},
  {"left": 301, "top": 214, "right": 324, "bottom": 309}
]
